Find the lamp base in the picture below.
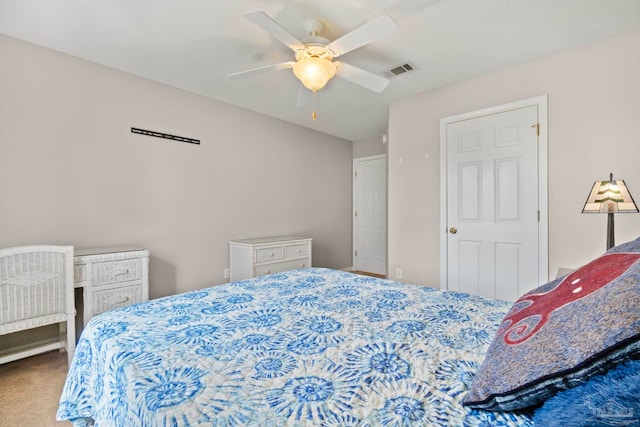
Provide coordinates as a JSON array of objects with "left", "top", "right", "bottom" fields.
[{"left": 607, "top": 212, "right": 615, "bottom": 251}]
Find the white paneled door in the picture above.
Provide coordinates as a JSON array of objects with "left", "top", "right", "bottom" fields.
[
  {"left": 442, "top": 98, "right": 548, "bottom": 301},
  {"left": 353, "top": 155, "right": 387, "bottom": 276}
]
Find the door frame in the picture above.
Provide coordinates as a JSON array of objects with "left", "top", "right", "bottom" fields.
[
  {"left": 439, "top": 95, "right": 549, "bottom": 289},
  {"left": 353, "top": 154, "right": 387, "bottom": 273}
]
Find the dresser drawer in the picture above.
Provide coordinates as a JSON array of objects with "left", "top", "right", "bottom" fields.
[
  {"left": 75, "top": 247, "right": 149, "bottom": 328},
  {"left": 254, "top": 258, "right": 310, "bottom": 276},
  {"left": 255, "top": 247, "right": 284, "bottom": 263},
  {"left": 92, "top": 284, "right": 144, "bottom": 316},
  {"left": 284, "top": 243, "right": 310, "bottom": 259},
  {"left": 93, "top": 259, "right": 143, "bottom": 286}
]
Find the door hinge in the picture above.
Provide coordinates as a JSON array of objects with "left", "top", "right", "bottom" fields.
[
  {"left": 538, "top": 210, "right": 540, "bottom": 222},
  {"left": 531, "top": 123, "right": 540, "bottom": 136},
  {"left": 355, "top": 211, "right": 357, "bottom": 217},
  {"left": 354, "top": 170, "right": 358, "bottom": 178},
  {"left": 355, "top": 250, "right": 357, "bottom": 257}
]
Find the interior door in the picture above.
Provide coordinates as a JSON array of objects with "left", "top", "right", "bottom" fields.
[
  {"left": 444, "top": 104, "right": 543, "bottom": 301},
  {"left": 353, "top": 155, "right": 387, "bottom": 276}
]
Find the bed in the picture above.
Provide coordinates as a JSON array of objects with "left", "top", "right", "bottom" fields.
[
  {"left": 57, "top": 267, "right": 533, "bottom": 426},
  {"left": 58, "top": 240, "right": 640, "bottom": 426}
]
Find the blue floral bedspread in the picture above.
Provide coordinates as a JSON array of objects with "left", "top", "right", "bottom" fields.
[{"left": 57, "top": 268, "right": 533, "bottom": 426}]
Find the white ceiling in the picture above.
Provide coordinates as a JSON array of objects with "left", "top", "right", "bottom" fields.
[{"left": 1, "top": 0, "right": 639, "bottom": 142}]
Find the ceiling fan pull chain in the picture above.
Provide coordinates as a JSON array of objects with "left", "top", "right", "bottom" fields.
[{"left": 312, "top": 92, "right": 317, "bottom": 121}]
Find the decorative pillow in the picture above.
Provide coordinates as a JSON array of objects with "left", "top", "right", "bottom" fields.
[
  {"left": 533, "top": 358, "right": 640, "bottom": 426},
  {"left": 463, "top": 237, "right": 640, "bottom": 411}
]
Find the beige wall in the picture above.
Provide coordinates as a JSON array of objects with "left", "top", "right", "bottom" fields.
[
  {"left": 353, "top": 135, "right": 386, "bottom": 158},
  {"left": 388, "top": 29, "right": 640, "bottom": 287},
  {"left": 0, "top": 34, "right": 353, "bottom": 300}
]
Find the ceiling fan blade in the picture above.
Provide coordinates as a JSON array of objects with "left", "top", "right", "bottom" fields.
[
  {"left": 335, "top": 62, "right": 390, "bottom": 93},
  {"left": 227, "top": 62, "right": 294, "bottom": 79},
  {"left": 243, "top": 11, "right": 306, "bottom": 52},
  {"left": 326, "top": 15, "right": 399, "bottom": 58}
]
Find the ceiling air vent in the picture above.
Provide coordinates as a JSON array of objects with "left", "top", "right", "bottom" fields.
[{"left": 387, "top": 62, "right": 415, "bottom": 78}]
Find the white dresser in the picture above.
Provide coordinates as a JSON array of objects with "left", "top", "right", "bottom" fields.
[
  {"left": 229, "top": 236, "right": 312, "bottom": 281},
  {"left": 74, "top": 247, "right": 149, "bottom": 327}
]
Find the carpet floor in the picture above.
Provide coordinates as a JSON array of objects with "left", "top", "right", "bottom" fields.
[
  {"left": 0, "top": 350, "right": 72, "bottom": 427},
  {"left": 352, "top": 270, "right": 386, "bottom": 279}
]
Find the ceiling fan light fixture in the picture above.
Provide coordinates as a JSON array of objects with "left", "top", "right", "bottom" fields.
[{"left": 292, "top": 57, "right": 337, "bottom": 92}]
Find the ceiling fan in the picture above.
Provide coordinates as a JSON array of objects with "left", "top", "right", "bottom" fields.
[{"left": 227, "top": 11, "right": 399, "bottom": 95}]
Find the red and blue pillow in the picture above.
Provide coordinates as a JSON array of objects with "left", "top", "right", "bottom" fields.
[{"left": 463, "top": 237, "right": 640, "bottom": 411}]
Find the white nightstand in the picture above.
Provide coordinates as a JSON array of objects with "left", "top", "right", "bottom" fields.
[{"left": 229, "top": 236, "right": 312, "bottom": 281}]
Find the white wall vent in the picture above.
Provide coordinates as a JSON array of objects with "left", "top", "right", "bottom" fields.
[{"left": 387, "top": 62, "right": 415, "bottom": 77}]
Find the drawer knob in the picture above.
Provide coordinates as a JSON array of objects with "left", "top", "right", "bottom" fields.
[
  {"left": 297, "top": 249, "right": 302, "bottom": 253},
  {"left": 115, "top": 269, "right": 130, "bottom": 276},
  {"left": 265, "top": 270, "right": 271, "bottom": 274},
  {"left": 268, "top": 252, "right": 274, "bottom": 257}
]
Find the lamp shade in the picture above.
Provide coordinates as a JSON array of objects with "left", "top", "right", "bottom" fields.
[
  {"left": 582, "top": 173, "right": 638, "bottom": 214},
  {"left": 292, "top": 57, "right": 337, "bottom": 92},
  {"left": 582, "top": 173, "right": 638, "bottom": 250}
]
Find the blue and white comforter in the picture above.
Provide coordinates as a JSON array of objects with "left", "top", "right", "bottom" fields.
[{"left": 57, "top": 268, "right": 533, "bottom": 426}]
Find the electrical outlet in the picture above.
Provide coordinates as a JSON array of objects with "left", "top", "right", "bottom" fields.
[
  {"left": 223, "top": 268, "right": 230, "bottom": 279},
  {"left": 395, "top": 268, "right": 402, "bottom": 279}
]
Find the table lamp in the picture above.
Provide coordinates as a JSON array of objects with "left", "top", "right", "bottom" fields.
[{"left": 582, "top": 173, "right": 638, "bottom": 250}]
